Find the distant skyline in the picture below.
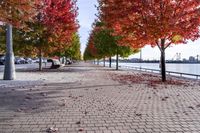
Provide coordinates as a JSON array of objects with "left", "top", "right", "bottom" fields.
[{"left": 77, "top": 0, "right": 200, "bottom": 60}]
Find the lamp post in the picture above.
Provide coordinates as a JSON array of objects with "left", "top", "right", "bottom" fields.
[{"left": 3, "top": 24, "right": 16, "bottom": 80}]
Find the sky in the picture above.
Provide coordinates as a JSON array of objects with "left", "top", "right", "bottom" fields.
[
  {"left": 77, "top": 0, "right": 98, "bottom": 55},
  {"left": 77, "top": 0, "right": 200, "bottom": 60}
]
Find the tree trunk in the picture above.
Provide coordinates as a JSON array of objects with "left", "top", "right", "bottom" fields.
[
  {"left": 94, "top": 59, "right": 96, "bottom": 64},
  {"left": 39, "top": 48, "right": 42, "bottom": 71},
  {"left": 97, "top": 59, "right": 99, "bottom": 65},
  {"left": 109, "top": 57, "right": 112, "bottom": 68},
  {"left": 160, "top": 39, "right": 166, "bottom": 82},
  {"left": 103, "top": 57, "right": 105, "bottom": 67},
  {"left": 116, "top": 48, "right": 119, "bottom": 70},
  {"left": 4, "top": 24, "right": 16, "bottom": 80}
]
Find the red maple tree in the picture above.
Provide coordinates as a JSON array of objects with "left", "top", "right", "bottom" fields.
[
  {"left": 0, "top": 0, "right": 38, "bottom": 27},
  {"left": 98, "top": 0, "right": 200, "bottom": 81},
  {"left": 43, "top": 0, "right": 79, "bottom": 48}
]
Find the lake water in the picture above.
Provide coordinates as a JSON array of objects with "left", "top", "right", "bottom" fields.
[{"left": 102, "top": 62, "right": 200, "bottom": 76}]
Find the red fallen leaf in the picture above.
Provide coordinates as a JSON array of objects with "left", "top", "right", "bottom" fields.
[
  {"left": 78, "top": 128, "right": 83, "bottom": 132},
  {"left": 76, "top": 121, "right": 81, "bottom": 124},
  {"left": 188, "top": 106, "right": 195, "bottom": 110},
  {"left": 84, "top": 111, "right": 88, "bottom": 115}
]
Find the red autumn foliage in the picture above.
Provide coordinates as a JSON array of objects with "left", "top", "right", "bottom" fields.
[
  {"left": 0, "top": 0, "right": 38, "bottom": 27},
  {"left": 42, "top": 0, "right": 79, "bottom": 46},
  {"left": 98, "top": 0, "right": 200, "bottom": 48}
]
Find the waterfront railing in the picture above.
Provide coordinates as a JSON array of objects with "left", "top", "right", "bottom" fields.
[{"left": 120, "top": 65, "right": 200, "bottom": 80}]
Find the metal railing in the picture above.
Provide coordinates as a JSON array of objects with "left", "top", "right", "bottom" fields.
[{"left": 120, "top": 65, "right": 200, "bottom": 80}]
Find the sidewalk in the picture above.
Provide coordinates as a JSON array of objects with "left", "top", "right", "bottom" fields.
[{"left": 0, "top": 62, "right": 200, "bottom": 133}]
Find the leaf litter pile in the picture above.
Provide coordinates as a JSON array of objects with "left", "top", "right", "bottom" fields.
[{"left": 110, "top": 72, "right": 192, "bottom": 87}]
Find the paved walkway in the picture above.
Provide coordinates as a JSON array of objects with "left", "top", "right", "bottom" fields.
[{"left": 0, "top": 62, "right": 200, "bottom": 133}]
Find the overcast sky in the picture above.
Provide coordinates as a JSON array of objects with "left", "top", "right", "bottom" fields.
[{"left": 77, "top": 0, "right": 200, "bottom": 60}]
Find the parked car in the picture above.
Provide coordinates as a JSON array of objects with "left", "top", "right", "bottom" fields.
[
  {"left": 0, "top": 54, "right": 5, "bottom": 65},
  {"left": 32, "top": 58, "right": 39, "bottom": 63},
  {"left": 24, "top": 58, "right": 32, "bottom": 64},
  {"left": 15, "top": 57, "right": 26, "bottom": 64},
  {"left": 49, "top": 59, "right": 61, "bottom": 69},
  {"left": 65, "top": 59, "right": 72, "bottom": 65},
  {"left": 32, "top": 58, "right": 47, "bottom": 63}
]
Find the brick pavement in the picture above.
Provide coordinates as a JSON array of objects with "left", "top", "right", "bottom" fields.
[{"left": 0, "top": 62, "right": 200, "bottom": 133}]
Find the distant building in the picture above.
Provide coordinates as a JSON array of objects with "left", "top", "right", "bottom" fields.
[
  {"left": 182, "top": 58, "right": 187, "bottom": 62},
  {"left": 130, "top": 58, "right": 140, "bottom": 62},
  {"left": 189, "top": 56, "right": 196, "bottom": 62}
]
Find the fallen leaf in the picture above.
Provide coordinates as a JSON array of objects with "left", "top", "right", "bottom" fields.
[
  {"left": 41, "top": 92, "right": 47, "bottom": 97},
  {"left": 76, "top": 121, "right": 81, "bottom": 125},
  {"left": 188, "top": 106, "right": 194, "bottom": 110},
  {"left": 136, "top": 113, "right": 142, "bottom": 117},
  {"left": 78, "top": 128, "right": 83, "bottom": 132},
  {"left": 46, "top": 127, "right": 58, "bottom": 133}
]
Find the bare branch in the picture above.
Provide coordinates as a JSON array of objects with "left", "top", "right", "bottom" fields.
[{"left": 164, "top": 42, "right": 172, "bottom": 50}]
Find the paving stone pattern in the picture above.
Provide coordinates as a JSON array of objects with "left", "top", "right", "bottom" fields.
[{"left": 0, "top": 63, "right": 200, "bottom": 133}]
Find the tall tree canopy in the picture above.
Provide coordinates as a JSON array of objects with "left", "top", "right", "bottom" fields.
[
  {"left": 0, "top": 0, "right": 37, "bottom": 27},
  {"left": 64, "top": 33, "right": 81, "bottom": 60}
]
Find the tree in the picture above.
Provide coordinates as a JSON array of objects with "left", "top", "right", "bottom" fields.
[
  {"left": 92, "top": 21, "right": 139, "bottom": 70},
  {"left": 64, "top": 33, "right": 81, "bottom": 60},
  {"left": 13, "top": 0, "right": 79, "bottom": 70},
  {"left": 0, "top": 0, "right": 37, "bottom": 80},
  {"left": 43, "top": 0, "right": 79, "bottom": 49},
  {"left": 83, "top": 31, "right": 101, "bottom": 61},
  {"left": 98, "top": 0, "right": 200, "bottom": 81},
  {"left": 38, "top": 0, "right": 79, "bottom": 69}
]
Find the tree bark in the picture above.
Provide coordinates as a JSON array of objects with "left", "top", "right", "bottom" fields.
[
  {"left": 103, "top": 57, "right": 105, "bottom": 67},
  {"left": 4, "top": 24, "right": 16, "bottom": 80},
  {"left": 109, "top": 57, "right": 112, "bottom": 68},
  {"left": 116, "top": 48, "right": 119, "bottom": 70},
  {"left": 160, "top": 39, "right": 166, "bottom": 82},
  {"left": 39, "top": 48, "right": 42, "bottom": 71}
]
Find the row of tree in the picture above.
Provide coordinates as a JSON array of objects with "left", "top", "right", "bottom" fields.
[
  {"left": 83, "top": 21, "right": 139, "bottom": 70},
  {"left": 85, "top": 0, "right": 200, "bottom": 82},
  {"left": 0, "top": 0, "right": 81, "bottom": 80}
]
